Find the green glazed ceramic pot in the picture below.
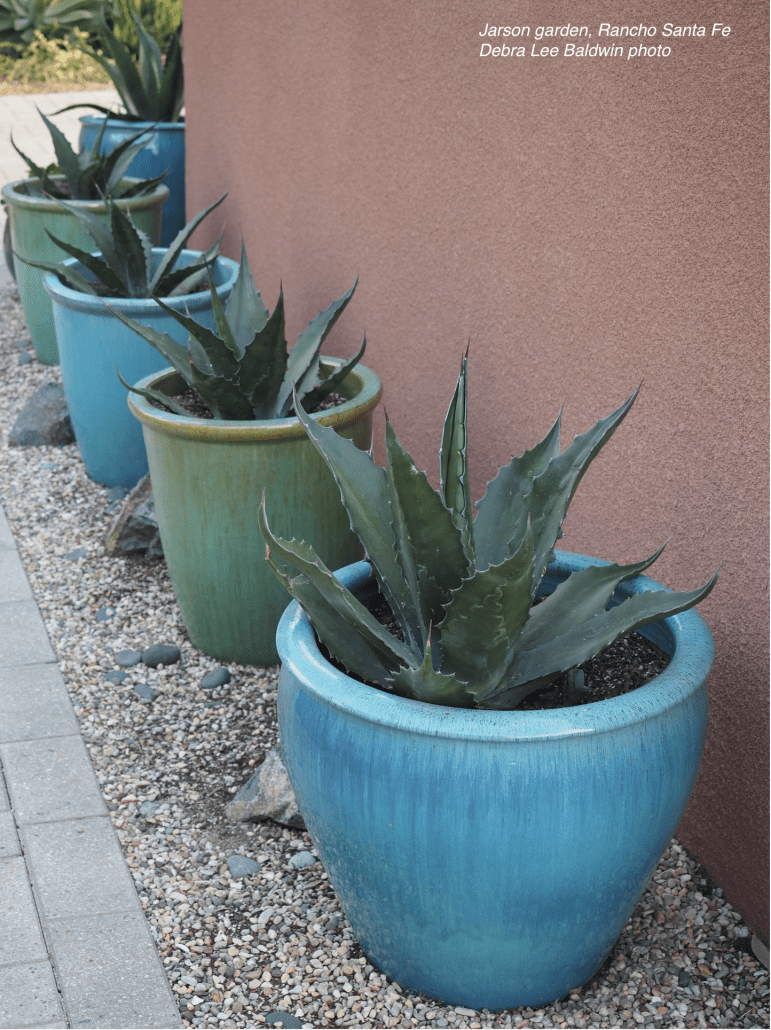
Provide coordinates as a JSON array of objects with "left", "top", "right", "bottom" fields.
[
  {"left": 128, "top": 360, "right": 382, "bottom": 666},
  {"left": 2, "top": 177, "right": 168, "bottom": 365}
]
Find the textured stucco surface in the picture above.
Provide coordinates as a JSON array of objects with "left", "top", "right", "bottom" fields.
[{"left": 183, "top": 1, "right": 769, "bottom": 936}]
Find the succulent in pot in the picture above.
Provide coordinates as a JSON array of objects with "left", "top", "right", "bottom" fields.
[
  {"left": 260, "top": 355, "right": 718, "bottom": 709},
  {"left": 38, "top": 193, "right": 236, "bottom": 488},
  {"left": 59, "top": 9, "right": 185, "bottom": 243},
  {"left": 260, "top": 356, "right": 718, "bottom": 1009},
  {"left": 121, "top": 245, "right": 381, "bottom": 664},
  {"left": 3, "top": 110, "right": 167, "bottom": 363}
]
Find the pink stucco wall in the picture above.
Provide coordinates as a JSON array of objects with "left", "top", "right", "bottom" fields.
[{"left": 183, "top": 1, "right": 769, "bottom": 936}]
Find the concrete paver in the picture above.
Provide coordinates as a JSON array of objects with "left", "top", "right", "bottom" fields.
[{"left": 0, "top": 963, "right": 65, "bottom": 1029}]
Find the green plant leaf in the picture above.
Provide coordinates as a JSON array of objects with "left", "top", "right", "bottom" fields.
[
  {"left": 116, "top": 368, "right": 190, "bottom": 417},
  {"left": 224, "top": 242, "right": 269, "bottom": 354},
  {"left": 49, "top": 197, "right": 122, "bottom": 276},
  {"left": 39, "top": 231, "right": 126, "bottom": 295},
  {"left": 106, "top": 304, "right": 195, "bottom": 388},
  {"left": 298, "top": 336, "right": 367, "bottom": 412},
  {"left": 157, "top": 26, "right": 184, "bottom": 123},
  {"left": 150, "top": 193, "right": 227, "bottom": 293},
  {"left": 259, "top": 496, "right": 415, "bottom": 678},
  {"left": 485, "top": 569, "right": 719, "bottom": 708},
  {"left": 439, "top": 526, "right": 535, "bottom": 694},
  {"left": 474, "top": 410, "right": 561, "bottom": 570},
  {"left": 389, "top": 638, "right": 474, "bottom": 708},
  {"left": 439, "top": 352, "right": 474, "bottom": 561},
  {"left": 150, "top": 296, "right": 240, "bottom": 380},
  {"left": 20, "top": 253, "right": 100, "bottom": 296},
  {"left": 514, "top": 546, "right": 668, "bottom": 655},
  {"left": 276, "top": 276, "right": 358, "bottom": 418},
  {"left": 37, "top": 109, "right": 80, "bottom": 195},
  {"left": 385, "top": 418, "right": 469, "bottom": 646},
  {"left": 294, "top": 391, "right": 416, "bottom": 645},
  {"left": 236, "top": 290, "right": 289, "bottom": 418},
  {"left": 108, "top": 201, "right": 151, "bottom": 297},
  {"left": 527, "top": 387, "right": 640, "bottom": 594}
]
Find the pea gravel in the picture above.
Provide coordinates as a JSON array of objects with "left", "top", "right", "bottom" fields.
[{"left": 0, "top": 283, "right": 768, "bottom": 1030}]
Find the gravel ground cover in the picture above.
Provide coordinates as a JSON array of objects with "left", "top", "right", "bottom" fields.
[{"left": 0, "top": 281, "right": 768, "bottom": 1029}]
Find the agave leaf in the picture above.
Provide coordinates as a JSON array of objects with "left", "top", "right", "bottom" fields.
[
  {"left": 528, "top": 387, "right": 640, "bottom": 594},
  {"left": 259, "top": 497, "right": 415, "bottom": 675},
  {"left": 439, "top": 526, "right": 535, "bottom": 694},
  {"left": 151, "top": 194, "right": 227, "bottom": 293},
  {"left": 37, "top": 110, "right": 80, "bottom": 196},
  {"left": 52, "top": 197, "right": 122, "bottom": 274},
  {"left": 486, "top": 570, "right": 719, "bottom": 707},
  {"left": 514, "top": 546, "right": 668, "bottom": 655},
  {"left": 132, "top": 11, "right": 162, "bottom": 116},
  {"left": 439, "top": 353, "right": 474, "bottom": 561},
  {"left": 95, "top": 15, "right": 149, "bottom": 118},
  {"left": 151, "top": 296, "right": 240, "bottom": 380},
  {"left": 106, "top": 305, "right": 196, "bottom": 389},
  {"left": 276, "top": 276, "right": 358, "bottom": 418},
  {"left": 237, "top": 290, "right": 289, "bottom": 418},
  {"left": 37, "top": 233, "right": 126, "bottom": 296},
  {"left": 157, "top": 27, "right": 184, "bottom": 123},
  {"left": 162, "top": 246, "right": 219, "bottom": 297},
  {"left": 385, "top": 418, "right": 469, "bottom": 646},
  {"left": 294, "top": 390, "right": 416, "bottom": 646},
  {"left": 23, "top": 253, "right": 100, "bottom": 296},
  {"left": 298, "top": 336, "right": 367, "bottom": 412},
  {"left": 10, "top": 133, "right": 62, "bottom": 196},
  {"left": 116, "top": 368, "right": 190, "bottom": 417},
  {"left": 224, "top": 242, "right": 269, "bottom": 354},
  {"left": 389, "top": 637, "right": 474, "bottom": 708},
  {"left": 108, "top": 202, "right": 151, "bottom": 297},
  {"left": 104, "top": 135, "right": 155, "bottom": 195},
  {"left": 116, "top": 171, "right": 167, "bottom": 199},
  {"left": 474, "top": 410, "right": 561, "bottom": 571}
]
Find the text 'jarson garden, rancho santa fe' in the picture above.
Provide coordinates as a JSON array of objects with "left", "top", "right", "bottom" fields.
[{"left": 478, "top": 23, "right": 732, "bottom": 59}]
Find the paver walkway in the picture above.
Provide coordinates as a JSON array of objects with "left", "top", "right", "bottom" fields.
[{"left": 1, "top": 89, "right": 182, "bottom": 1030}]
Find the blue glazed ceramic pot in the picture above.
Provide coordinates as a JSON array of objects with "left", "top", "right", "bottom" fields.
[
  {"left": 79, "top": 117, "right": 185, "bottom": 246},
  {"left": 276, "top": 552, "right": 714, "bottom": 1010},
  {"left": 44, "top": 250, "right": 238, "bottom": 489}
]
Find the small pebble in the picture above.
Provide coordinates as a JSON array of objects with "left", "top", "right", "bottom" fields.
[
  {"left": 107, "top": 485, "right": 127, "bottom": 501},
  {"left": 287, "top": 850, "right": 316, "bottom": 870},
  {"left": 95, "top": 606, "right": 114, "bottom": 622},
  {"left": 133, "top": 683, "right": 156, "bottom": 703},
  {"left": 18, "top": 351, "right": 31, "bottom": 365},
  {"left": 62, "top": 547, "right": 88, "bottom": 561},
  {"left": 115, "top": 648, "right": 143, "bottom": 667},
  {"left": 201, "top": 666, "right": 231, "bottom": 689},
  {"left": 227, "top": 855, "right": 260, "bottom": 877},
  {"left": 142, "top": 643, "right": 181, "bottom": 668},
  {"left": 105, "top": 670, "right": 127, "bottom": 684}
]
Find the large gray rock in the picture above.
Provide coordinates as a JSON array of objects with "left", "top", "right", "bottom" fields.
[
  {"left": 8, "top": 383, "right": 75, "bottom": 448},
  {"left": 105, "top": 474, "right": 163, "bottom": 557},
  {"left": 226, "top": 744, "right": 306, "bottom": 830}
]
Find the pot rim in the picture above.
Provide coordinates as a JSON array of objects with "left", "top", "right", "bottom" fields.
[
  {"left": 127, "top": 361, "right": 383, "bottom": 442},
  {"left": 1, "top": 176, "right": 170, "bottom": 212},
  {"left": 276, "top": 552, "right": 715, "bottom": 743},
  {"left": 78, "top": 115, "right": 185, "bottom": 130},
  {"left": 43, "top": 250, "right": 239, "bottom": 314}
]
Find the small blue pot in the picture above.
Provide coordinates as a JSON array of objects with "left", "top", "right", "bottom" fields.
[
  {"left": 44, "top": 250, "right": 238, "bottom": 489},
  {"left": 79, "top": 117, "right": 185, "bottom": 246},
  {"left": 276, "top": 552, "right": 714, "bottom": 1010}
]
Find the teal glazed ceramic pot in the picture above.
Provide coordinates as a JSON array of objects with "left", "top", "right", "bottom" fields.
[
  {"left": 79, "top": 117, "right": 185, "bottom": 246},
  {"left": 128, "top": 362, "right": 382, "bottom": 666},
  {"left": 45, "top": 250, "right": 239, "bottom": 489},
  {"left": 275, "top": 552, "right": 714, "bottom": 1010},
  {"left": 2, "top": 176, "right": 168, "bottom": 365}
]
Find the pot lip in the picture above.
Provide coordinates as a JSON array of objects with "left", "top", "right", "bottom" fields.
[
  {"left": 276, "top": 552, "right": 715, "bottom": 743},
  {"left": 127, "top": 360, "right": 383, "bottom": 441},
  {"left": 43, "top": 250, "right": 239, "bottom": 313},
  {"left": 78, "top": 115, "right": 185, "bottom": 130},
  {"left": 1, "top": 176, "right": 170, "bottom": 212}
]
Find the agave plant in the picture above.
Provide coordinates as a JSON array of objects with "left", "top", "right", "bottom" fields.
[
  {"left": 112, "top": 245, "right": 366, "bottom": 420},
  {"left": 24, "top": 192, "right": 226, "bottom": 298},
  {"left": 259, "top": 356, "right": 719, "bottom": 710},
  {"left": 0, "top": 0, "right": 103, "bottom": 47},
  {"left": 11, "top": 109, "right": 164, "bottom": 200},
  {"left": 60, "top": 8, "right": 183, "bottom": 123}
]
